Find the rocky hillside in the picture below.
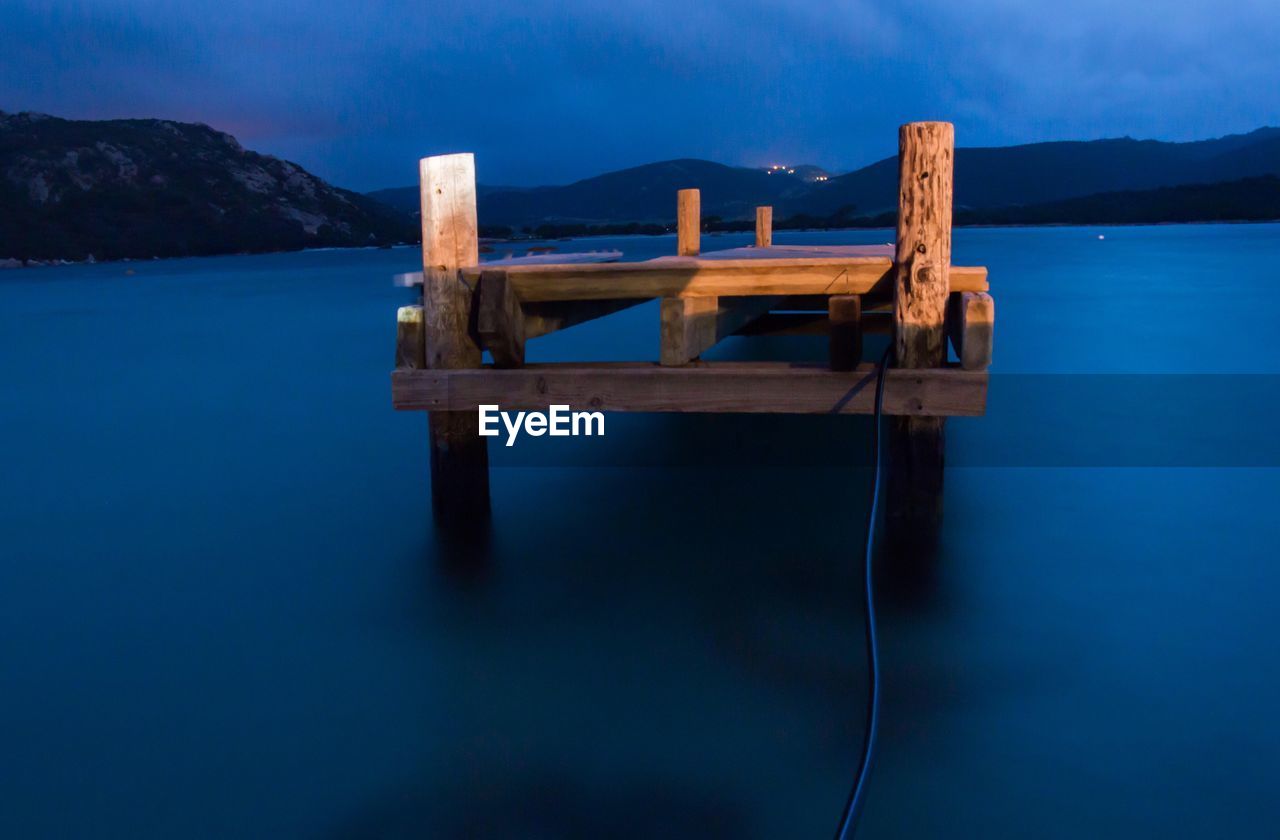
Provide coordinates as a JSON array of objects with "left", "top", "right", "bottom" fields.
[{"left": 0, "top": 111, "right": 413, "bottom": 263}]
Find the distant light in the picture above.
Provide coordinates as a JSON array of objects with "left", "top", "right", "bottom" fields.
[{"left": 1098, "top": 234, "right": 1105, "bottom": 240}]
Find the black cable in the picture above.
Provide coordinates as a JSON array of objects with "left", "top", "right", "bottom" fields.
[{"left": 833, "top": 344, "right": 892, "bottom": 840}]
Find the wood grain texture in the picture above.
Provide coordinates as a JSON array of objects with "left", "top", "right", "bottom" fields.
[
  {"left": 947, "top": 291, "right": 994, "bottom": 371},
  {"left": 755, "top": 206, "right": 773, "bottom": 248},
  {"left": 889, "top": 122, "right": 954, "bottom": 553},
  {"left": 895, "top": 121, "right": 953, "bottom": 368},
  {"left": 678, "top": 189, "right": 700, "bottom": 256},
  {"left": 476, "top": 270, "right": 525, "bottom": 367},
  {"left": 395, "top": 305, "right": 425, "bottom": 370},
  {"left": 660, "top": 296, "right": 779, "bottom": 365},
  {"left": 420, "top": 153, "right": 482, "bottom": 370},
  {"left": 459, "top": 259, "right": 987, "bottom": 301},
  {"left": 660, "top": 296, "right": 719, "bottom": 366},
  {"left": 391, "top": 363, "right": 987, "bottom": 416},
  {"left": 419, "top": 152, "right": 488, "bottom": 519}
]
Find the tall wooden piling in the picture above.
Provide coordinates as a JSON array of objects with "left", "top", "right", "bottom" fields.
[
  {"left": 420, "top": 153, "right": 490, "bottom": 521},
  {"left": 677, "top": 189, "right": 700, "bottom": 256},
  {"left": 887, "top": 122, "right": 953, "bottom": 553},
  {"left": 755, "top": 206, "right": 773, "bottom": 248}
]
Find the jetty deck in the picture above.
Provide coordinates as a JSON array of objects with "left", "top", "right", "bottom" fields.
[{"left": 391, "top": 122, "right": 993, "bottom": 548}]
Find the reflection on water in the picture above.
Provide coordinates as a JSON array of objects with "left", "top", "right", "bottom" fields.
[{"left": 3, "top": 225, "right": 1280, "bottom": 838}]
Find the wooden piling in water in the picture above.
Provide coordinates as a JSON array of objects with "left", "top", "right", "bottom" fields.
[
  {"left": 419, "top": 153, "right": 490, "bottom": 522},
  {"left": 677, "top": 189, "right": 700, "bottom": 257},
  {"left": 755, "top": 206, "right": 773, "bottom": 248},
  {"left": 887, "top": 121, "right": 953, "bottom": 553}
]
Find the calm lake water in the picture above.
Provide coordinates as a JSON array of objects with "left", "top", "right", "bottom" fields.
[{"left": 3, "top": 225, "right": 1280, "bottom": 838}]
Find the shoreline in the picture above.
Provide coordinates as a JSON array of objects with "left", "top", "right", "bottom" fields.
[{"left": 6, "top": 216, "right": 1280, "bottom": 270}]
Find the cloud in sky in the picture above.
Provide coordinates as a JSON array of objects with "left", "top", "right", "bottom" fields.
[{"left": 3, "top": 0, "right": 1279, "bottom": 190}]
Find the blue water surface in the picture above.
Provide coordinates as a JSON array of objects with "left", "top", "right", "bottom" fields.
[{"left": 2, "top": 225, "right": 1279, "bottom": 838}]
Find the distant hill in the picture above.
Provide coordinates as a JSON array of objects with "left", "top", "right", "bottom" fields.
[
  {"left": 370, "top": 128, "right": 1280, "bottom": 229},
  {"left": 368, "top": 159, "right": 817, "bottom": 226},
  {"left": 956, "top": 175, "right": 1280, "bottom": 226},
  {"left": 803, "top": 128, "right": 1280, "bottom": 216},
  {"left": 1, "top": 111, "right": 413, "bottom": 263}
]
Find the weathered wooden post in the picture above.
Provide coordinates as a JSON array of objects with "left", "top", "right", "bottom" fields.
[
  {"left": 420, "top": 153, "right": 490, "bottom": 521},
  {"left": 886, "top": 122, "right": 953, "bottom": 553},
  {"left": 755, "top": 206, "right": 773, "bottom": 248},
  {"left": 677, "top": 188, "right": 700, "bottom": 257}
]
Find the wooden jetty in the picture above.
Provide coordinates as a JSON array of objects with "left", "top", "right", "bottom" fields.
[{"left": 391, "top": 122, "right": 993, "bottom": 548}]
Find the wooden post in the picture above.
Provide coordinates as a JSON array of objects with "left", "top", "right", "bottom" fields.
[
  {"left": 947, "top": 291, "right": 994, "bottom": 370},
  {"left": 395, "top": 305, "right": 425, "bottom": 370},
  {"left": 476, "top": 269, "right": 525, "bottom": 368},
  {"left": 420, "top": 153, "right": 490, "bottom": 522},
  {"left": 887, "top": 122, "right": 953, "bottom": 555},
  {"left": 677, "top": 189, "right": 700, "bottom": 256},
  {"left": 828, "top": 295, "right": 862, "bottom": 371},
  {"left": 755, "top": 206, "right": 773, "bottom": 248}
]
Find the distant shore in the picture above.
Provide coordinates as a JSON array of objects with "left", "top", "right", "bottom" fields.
[{"left": 7, "top": 216, "right": 1280, "bottom": 270}]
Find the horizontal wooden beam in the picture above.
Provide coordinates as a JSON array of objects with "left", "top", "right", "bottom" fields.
[
  {"left": 391, "top": 362, "right": 987, "bottom": 416},
  {"left": 460, "top": 258, "right": 988, "bottom": 302},
  {"left": 947, "top": 291, "right": 995, "bottom": 370}
]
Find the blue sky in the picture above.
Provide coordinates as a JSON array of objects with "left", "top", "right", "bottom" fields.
[{"left": 4, "top": 0, "right": 1279, "bottom": 190}]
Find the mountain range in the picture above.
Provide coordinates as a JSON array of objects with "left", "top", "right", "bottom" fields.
[
  {"left": 3, "top": 111, "right": 1279, "bottom": 264},
  {"left": 369, "top": 127, "right": 1280, "bottom": 228}
]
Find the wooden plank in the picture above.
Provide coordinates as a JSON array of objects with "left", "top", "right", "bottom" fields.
[
  {"left": 947, "top": 291, "right": 994, "bottom": 370},
  {"left": 476, "top": 270, "right": 525, "bottom": 367},
  {"left": 391, "top": 363, "right": 987, "bottom": 416},
  {"left": 828, "top": 295, "right": 862, "bottom": 371},
  {"left": 755, "top": 206, "right": 773, "bottom": 248},
  {"left": 678, "top": 189, "right": 700, "bottom": 256},
  {"left": 395, "top": 305, "right": 425, "bottom": 369},
  {"left": 459, "top": 259, "right": 987, "bottom": 301},
  {"left": 419, "top": 152, "right": 489, "bottom": 520},
  {"left": 660, "top": 296, "right": 779, "bottom": 365},
  {"left": 888, "top": 121, "right": 954, "bottom": 552}
]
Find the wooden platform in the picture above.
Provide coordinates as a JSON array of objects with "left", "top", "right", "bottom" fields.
[{"left": 395, "top": 122, "right": 994, "bottom": 540}]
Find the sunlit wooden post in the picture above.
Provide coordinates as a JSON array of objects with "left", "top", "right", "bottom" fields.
[
  {"left": 419, "top": 153, "right": 490, "bottom": 522},
  {"left": 755, "top": 206, "right": 773, "bottom": 248},
  {"left": 887, "top": 121, "right": 953, "bottom": 553}
]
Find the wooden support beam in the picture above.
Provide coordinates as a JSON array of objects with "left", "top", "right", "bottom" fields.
[
  {"left": 947, "top": 291, "right": 994, "bottom": 371},
  {"left": 660, "top": 296, "right": 718, "bottom": 366},
  {"left": 660, "top": 296, "right": 779, "bottom": 366},
  {"left": 459, "top": 259, "right": 987, "bottom": 302},
  {"left": 755, "top": 206, "right": 773, "bottom": 248},
  {"left": 828, "top": 295, "right": 862, "bottom": 371},
  {"left": 420, "top": 152, "right": 489, "bottom": 521},
  {"left": 524, "top": 299, "right": 645, "bottom": 339},
  {"left": 678, "top": 189, "right": 700, "bottom": 256},
  {"left": 395, "top": 305, "right": 425, "bottom": 369},
  {"left": 391, "top": 363, "right": 987, "bottom": 416},
  {"left": 888, "top": 121, "right": 954, "bottom": 553},
  {"left": 476, "top": 269, "right": 525, "bottom": 367}
]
